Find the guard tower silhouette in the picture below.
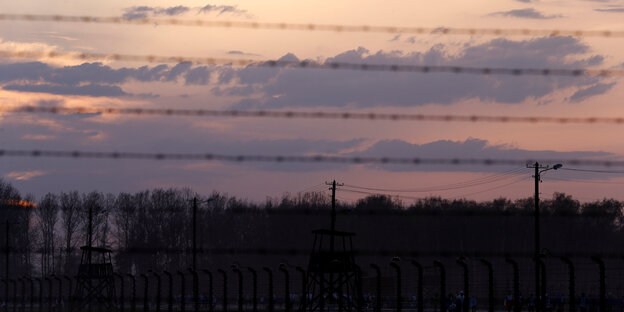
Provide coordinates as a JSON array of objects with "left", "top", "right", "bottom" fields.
[
  {"left": 302, "top": 181, "right": 362, "bottom": 312},
  {"left": 72, "top": 207, "right": 117, "bottom": 312}
]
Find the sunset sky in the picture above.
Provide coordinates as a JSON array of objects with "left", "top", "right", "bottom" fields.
[{"left": 2, "top": 0, "right": 624, "bottom": 203}]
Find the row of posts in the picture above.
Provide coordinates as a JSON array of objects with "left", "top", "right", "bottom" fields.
[{"left": 0, "top": 256, "right": 611, "bottom": 312}]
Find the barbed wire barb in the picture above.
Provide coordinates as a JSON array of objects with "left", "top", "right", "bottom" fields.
[
  {"left": 1, "top": 49, "right": 623, "bottom": 77},
  {"left": 1, "top": 14, "right": 624, "bottom": 38},
  {"left": 5, "top": 105, "right": 624, "bottom": 125},
  {"left": 1, "top": 149, "right": 624, "bottom": 168}
]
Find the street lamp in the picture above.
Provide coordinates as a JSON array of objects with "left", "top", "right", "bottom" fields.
[{"left": 527, "top": 162, "right": 562, "bottom": 312}]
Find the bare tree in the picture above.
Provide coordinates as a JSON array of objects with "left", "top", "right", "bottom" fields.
[
  {"left": 59, "top": 191, "right": 82, "bottom": 274},
  {"left": 81, "top": 191, "right": 108, "bottom": 248},
  {"left": 36, "top": 193, "right": 59, "bottom": 275}
]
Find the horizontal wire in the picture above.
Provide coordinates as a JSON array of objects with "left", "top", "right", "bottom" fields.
[
  {"left": 344, "top": 168, "right": 525, "bottom": 193},
  {"left": 452, "top": 176, "right": 528, "bottom": 199},
  {"left": 340, "top": 188, "right": 423, "bottom": 201},
  {"left": 561, "top": 167, "right": 624, "bottom": 174},
  {"left": 1, "top": 49, "right": 622, "bottom": 77},
  {"left": 1, "top": 148, "right": 624, "bottom": 168},
  {"left": 6, "top": 246, "right": 618, "bottom": 258},
  {"left": 548, "top": 177, "right": 624, "bottom": 185},
  {"left": 6, "top": 105, "right": 624, "bottom": 125},
  {"left": 1, "top": 14, "right": 624, "bottom": 38}
]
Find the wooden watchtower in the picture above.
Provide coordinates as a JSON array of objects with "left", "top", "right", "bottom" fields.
[
  {"left": 72, "top": 246, "right": 117, "bottom": 312},
  {"left": 302, "top": 181, "right": 362, "bottom": 312}
]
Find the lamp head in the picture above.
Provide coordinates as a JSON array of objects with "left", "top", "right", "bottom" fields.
[{"left": 553, "top": 164, "right": 563, "bottom": 170}]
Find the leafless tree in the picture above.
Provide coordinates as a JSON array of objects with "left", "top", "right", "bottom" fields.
[
  {"left": 59, "top": 191, "right": 82, "bottom": 274},
  {"left": 36, "top": 193, "right": 58, "bottom": 275}
]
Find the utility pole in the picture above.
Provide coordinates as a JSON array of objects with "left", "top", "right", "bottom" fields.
[
  {"left": 193, "top": 197, "right": 197, "bottom": 272},
  {"left": 325, "top": 179, "right": 343, "bottom": 303},
  {"left": 527, "top": 162, "right": 562, "bottom": 312},
  {"left": 88, "top": 205, "right": 93, "bottom": 265},
  {"left": 325, "top": 180, "right": 344, "bottom": 253},
  {"left": 528, "top": 162, "right": 545, "bottom": 312},
  {"left": 5, "top": 220, "right": 8, "bottom": 312}
]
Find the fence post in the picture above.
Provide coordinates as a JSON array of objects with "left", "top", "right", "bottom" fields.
[
  {"left": 390, "top": 261, "right": 401, "bottom": 312},
  {"left": 202, "top": 270, "right": 214, "bottom": 312},
  {"left": 1, "top": 279, "right": 5, "bottom": 312},
  {"left": 279, "top": 265, "right": 290, "bottom": 312},
  {"left": 369, "top": 264, "right": 381, "bottom": 312},
  {"left": 163, "top": 271, "right": 173, "bottom": 312},
  {"left": 479, "top": 260, "right": 494, "bottom": 312},
  {"left": 9, "top": 279, "right": 15, "bottom": 312},
  {"left": 559, "top": 257, "right": 575, "bottom": 312},
  {"left": 18, "top": 278, "right": 24, "bottom": 312},
  {"left": 354, "top": 265, "right": 363, "bottom": 312},
  {"left": 127, "top": 274, "right": 136, "bottom": 312},
  {"left": 176, "top": 271, "right": 185, "bottom": 312},
  {"left": 410, "top": 261, "right": 423, "bottom": 312},
  {"left": 24, "top": 277, "right": 33, "bottom": 312},
  {"left": 151, "top": 271, "right": 161, "bottom": 312},
  {"left": 218, "top": 269, "right": 228, "bottom": 312},
  {"left": 113, "top": 273, "right": 124, "bottom": 312},
  {"left": 247, "top": 268, "right": 258, "bottom": 312},
  {"left": 44, "top": 277, "right": 52, "bottom": 312},
  {"left": 140, "top": 274, "right": 149, "bottom": 312},
  {"left": 35, "top": 278, "right": 42, "bottom": 312},
  {"left": 295, "top": 267, "right": 306, "bottom": 312},
  {"left": 505, "top": 258, "right": 520, "bottom": 312},
  {"left": 54, "top": 276, "right": 63, "bottom": 311},
  {"left": 63, "top": 276, "right": 72, "bottom": 312},
  {"left": 232, "top": 267, "right": 243, "bottom": 312},
  {"left": 591, "top": 256, "right": 606, "bottom": 312},
  {"left": 188, "top": 268, "right": 199, "bottom": 312},
  {"left": 433, "top": 261, "right": 446, "bottom": 312},
  {"left": 263, "top": 268, "right": 274, "bottom": 312},
  {"left": 457, "top": 259, "right": 469, "bottom": 312}
]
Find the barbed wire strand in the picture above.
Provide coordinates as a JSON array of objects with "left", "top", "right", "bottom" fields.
[
  {"left": 1, "top": 14, "right": 624, "bottom": 38},
  {"left": 7, "top": 245, "right": 623, "bottom": 258},
  {"left": 1, "top": 49, "right": 622, "bottom": 77},
  {"left": 1, "top": 149, "right": 624, "bottom": 168},
  {"left": 6, "top": 105, "right": 624, "bottom": 125}
]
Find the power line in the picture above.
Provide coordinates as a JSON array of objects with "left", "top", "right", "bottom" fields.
[
  {"left": 2, "top": 148, "right": 624, "bottom": 168},
  {"left": 344, "top": 168, "right": 524, "bottom": 193},
  {"left": 6, "top": 105, "right": 624, "bottom": 125},
  {"left": 452, "top": 177, "right": 527, "bottom": 199},
  {"left": 1, "top": 49, "right": 622, "bottom": 77},
  {"left": 340, "top": 188, "right": 423, "bottom": 201},
  {"left": 1, "top": 14, "right": 624, "bottom": 38},
  {"left": 561, "top": 168, "right": 624, "bottom": 174}
]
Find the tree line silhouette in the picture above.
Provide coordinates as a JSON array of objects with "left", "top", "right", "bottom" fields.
[{"left": 1, "top": 178, "right": 623, "bottom": 299}]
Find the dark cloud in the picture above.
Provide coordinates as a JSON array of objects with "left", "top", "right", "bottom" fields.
[
  {"left": 198, "top": 4, "right": 248, "bottom": 16},
  {"left": 122, "top": 6, "right": 191, "bottom": 20},
  {"left": 0, "top": 61, "right": 215, "bottom": 96},
  {"left": 224, "top": 37, "right": 604, "bottom": 109},
  {"left": 595, "top": 7, "right": 624, "bottom": 12},
  {"left": 1, "top": 38, "right": 609, "bottom": 103},
  {"left": 3, "top": 84, "right": 128, "bottom": 97},
  {"left": 489, "top": 8, "right": 562, "bottom": 19},
  {"left": 568, "top": 82, "right": 616, "bottom": 102},
  {"left": 350, "top": 138, "right": 612, "bottom": 172},
  {"left": 226, "top": 50, "right": 260, "bottom": 57}
]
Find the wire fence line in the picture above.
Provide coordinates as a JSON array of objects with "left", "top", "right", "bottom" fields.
[
  {"left": 1, "top": 14, "right": 624, "bottom": 38},
  {"left": 1, "top": 49, "right": 622, "bottom": 77},
  {"left": 1, "top": 149, "right": 623, "bottom": 167},
  {"left": 6, "top": 105, "right": 624, "bottom": 125}
]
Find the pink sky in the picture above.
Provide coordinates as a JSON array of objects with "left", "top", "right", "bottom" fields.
[{"left": 2, "top": 0, "right": 624, "bottom": 203}]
